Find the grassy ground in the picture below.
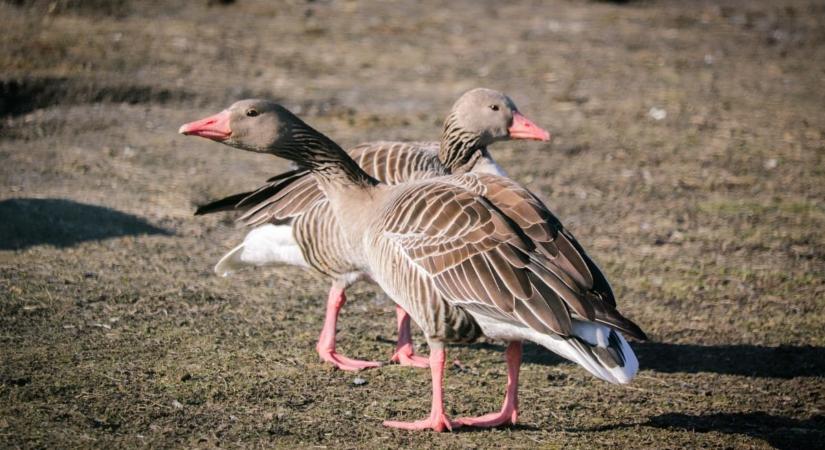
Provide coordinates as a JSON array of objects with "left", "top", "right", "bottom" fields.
[{"left": 1, "top": 0, "right": 824, "bottom": 448}]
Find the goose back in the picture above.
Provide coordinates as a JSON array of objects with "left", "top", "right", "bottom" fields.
[{"left": 364, "top": 173, "right": 645, "bottom": 342}]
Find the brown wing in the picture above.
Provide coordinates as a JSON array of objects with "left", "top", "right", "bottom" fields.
[
  {"left": 194, "top": 169, "right": 306, "bottom": 218},
  {"left": 381, "top": 174, "right": 646, "bottom": 340},
  {"left": 195, "top": 141, "right": 446, "bottom": 226},
  {"left": 474, "top": 174, "right": 617, "bottom": 300},
  {"left": 350, "top": 141, "right": 443, "bottom": 184},
  {"left": 471, "top": 173, "right": 639, "bottom": 336}
]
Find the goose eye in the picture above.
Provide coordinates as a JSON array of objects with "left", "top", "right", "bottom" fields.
[
  {"left": 246, "top": 109, "right": 259, "bottom": 117},
  {"left": 489, "top": 104, "right": 500, "bottom": 111}
]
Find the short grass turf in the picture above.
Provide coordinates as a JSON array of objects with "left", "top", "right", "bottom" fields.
[{"left": 1, "top": 0, "right": 824, "bottom": 448}]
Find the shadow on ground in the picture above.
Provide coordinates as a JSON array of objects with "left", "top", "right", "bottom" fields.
[
  {"left": 0, "top": 198, "right": 172, "bottom": 250},
  {"left": 0, "top": 77, "right": 195, "bottom": 118},
  {"left": 646, "top": 412, "right": 825, "bottom": 450},
  {"left": 580, "top": 412, "right": 825, "bottom": 450},
  {"left": 633, "top": 342, "right": 825, "bottom": 379},
  {"left": 473, "top": 342, "right": 825, "bottom": 379}
]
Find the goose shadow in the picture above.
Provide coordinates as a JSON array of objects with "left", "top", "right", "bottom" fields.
[
  {"left": 631, "top": 342, "right": 825, "bottom": 379},
  {"left": 578, "top": 412, "right": 825, "bottom": 450},
  {"left": 0, "top": 198, "right": 172, "bottom": 250},
  {"left": 437, "top": 341, "right": 825, "bottom": 379}
]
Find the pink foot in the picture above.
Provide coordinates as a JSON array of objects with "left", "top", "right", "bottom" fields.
[
  {"left": 390, "top": 306, "right": 429, "bottom": 368},
  {"left": 316, "top": 283, "right": 382, "bottom": 371},
  {"left": 390, "top": 348, "right": 430, "bottom": 368},
  {"left": 383, "top": 411, "right": 459, "bottom": 432},
  {"left": 456, "top": 407, "right": 517, "bottom": 428},
  {"left": 457, "top": 341, "right": 522, "bottom": 428},
  {"left": 318, "top": 348, "right": 382, "bottom": 371}
]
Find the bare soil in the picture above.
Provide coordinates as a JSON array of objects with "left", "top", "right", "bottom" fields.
[{"left": 1, "top": 0, "right": 824, "bottom": 448}]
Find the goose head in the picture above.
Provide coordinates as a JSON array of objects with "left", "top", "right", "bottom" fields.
[
  {"left": 446, "top": 88, "right": 551, "bottom": 146},
  {"left": 180, "top": 100, "right": 365, "bottom": 179},
  {"left": 179, "top": 99, "right": 294, "bottom": 153}
]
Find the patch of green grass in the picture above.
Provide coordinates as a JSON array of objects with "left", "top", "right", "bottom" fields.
[{"left": 698, "top": 198, "right": 825, "bottom": 220}]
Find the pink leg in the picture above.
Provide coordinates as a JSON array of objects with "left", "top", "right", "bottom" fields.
[
  {"left": 390, "top": 306, "right": 429, "bottom": 368},
  {"left": 383, "top": 346, "right": 459, "bottom": 432},
  {"left": 456, "top": 341, "right": 522, "bottom": 427},
  {"left": 316, "top": 283, "right": 382, "bottom": 371}
]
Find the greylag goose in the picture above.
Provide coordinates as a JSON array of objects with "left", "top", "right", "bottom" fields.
[
  {"left": 180, "top": 100, "right": 646, "bottom": 431},
  {"left": 193, "top": 89, "right": 550, "bottom": 371}
]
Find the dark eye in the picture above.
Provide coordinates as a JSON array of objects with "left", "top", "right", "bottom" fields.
[
  {"left": 490, "top": 105, "right": 500, "bottom": 111},
  {"left": 246, "top": 109, "right": 259, "bottom": 117}
]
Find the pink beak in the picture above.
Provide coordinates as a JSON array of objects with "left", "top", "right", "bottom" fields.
[
  {"left": 508, "top": 112, "right": 551, "bottom": 141},
  {"left": 178, "top": 110, "right": 232, "bottom": 141}
]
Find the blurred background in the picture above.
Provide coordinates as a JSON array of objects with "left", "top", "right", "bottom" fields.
[{"left": 1, "top": 0, "right": 823, "bottom": 448}]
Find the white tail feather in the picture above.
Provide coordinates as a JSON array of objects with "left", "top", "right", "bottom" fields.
[
  {"left": 471, "top": 315, "right": 639, "bottom": 384},
  {"left": 213, "top": 224, "right": 308, "bottom": 277},
  {"left": 214, "top": 243, "right": 247, "bottom": 277}
]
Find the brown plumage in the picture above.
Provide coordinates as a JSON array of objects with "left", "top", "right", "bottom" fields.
[
  {"left": 196, "top": 89, "right": 555, "bottom": 371},
  {"left": 181, "top": 98, "right": 646, "bottom": 431}
]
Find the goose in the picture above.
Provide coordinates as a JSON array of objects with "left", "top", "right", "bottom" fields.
[
  {"left": 193, "top": 89, "right": 550, "bottom": 371},
  {"left": 180, "top": 100, "right": 646, "bottom": 431}
]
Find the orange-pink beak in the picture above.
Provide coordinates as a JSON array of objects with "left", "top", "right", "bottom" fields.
[
  {"left": 178, "top": 110, "right": 232, "bottom": 141},
  {"left": 508, "top": 112, "right": 551, "bottom": 141}
]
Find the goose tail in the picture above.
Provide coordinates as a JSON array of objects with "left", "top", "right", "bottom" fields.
[{"left": 535, "top": 320, "right": 639, "bottom": 384}]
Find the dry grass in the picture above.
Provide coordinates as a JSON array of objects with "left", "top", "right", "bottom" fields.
[{"left": 1, "top": 0, "right": 824, "bottom": 448}]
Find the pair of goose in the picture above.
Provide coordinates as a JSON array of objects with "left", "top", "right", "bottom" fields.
[{"left": 179, "top": 89, "right": 646, "bottom": 432}]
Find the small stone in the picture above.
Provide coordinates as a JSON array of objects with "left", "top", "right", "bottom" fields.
[
  {"left": 669, "top": 230, "right": 685, "bottom": 243},
  {"left": 172, "top": 400, "right": 183, "bottom": 409},
  {"left": 764, "top": 158, "right": 778, "bottom": 170},
  {"left": 352, "top": 377, "right": 367, "bottom": 386},
  {"left": 648, "top": 107, "right": 667, "bottom": 121}
]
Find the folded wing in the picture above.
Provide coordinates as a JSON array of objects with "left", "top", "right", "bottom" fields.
[{"left": 382, "top": 174, "right": 646, "bottom": 341}]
